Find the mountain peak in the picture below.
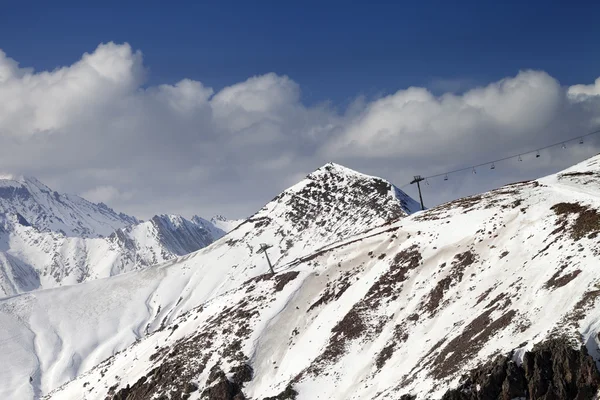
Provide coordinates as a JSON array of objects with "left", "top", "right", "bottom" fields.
[
  {"left": 0, "top": 175, "right": 137, "bottom": 238},
  {"left": 309, "top": 162, "right": 369, "bottom": 179},
  {"left": 287, "top": 162, "right": 421, "bottom": 216},
  {"left": 211, "top": 214, "right": 227, "bottom": 222},
  {"left": 0, "top": 174, "right": 46, "bottom": 189}
]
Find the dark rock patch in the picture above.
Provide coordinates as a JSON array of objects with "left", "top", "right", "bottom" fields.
[
  {"left": 560, "top": 171, "right": 596, "bottom": 178},
  {"left": 441, "top": 337, "right": 600, "bottom": 400},
  {"left": 431, "top": 308, "right": 516, "bottom": 379},
  {"left": 262, "top": 383, "right": 298, "bottom": 400},
  {"left": 560, "top": 289, "right": 600, "bottom": 330},
  {"left": 423, "top": 251, "right": 477, "bottom": 314},
  {"left": 365, "top": 245, "right": 422, "bottom": 307},
  {"left": 551, "top": 202, "right": 600, "bottom": 240},
  {"left": 544, "top": 265, "right": 582, "bottom": 289},
  {"left": 202, "top": 367, "right": 246, "bottom": 400},
  {"left": 274, "top": 271, "right": 300, "bottom": 292},
  {"left": 310, "top": 246, "right": 422, "bottom": 370},
  {"left": 399, "top": 395, "right": 416, "bottom": 400},
  {"left": 308, "top": 269, "right": 360, "bottom": 311},
  {"left": 475, "top": 287, "right": 494, "bottom": 306}
]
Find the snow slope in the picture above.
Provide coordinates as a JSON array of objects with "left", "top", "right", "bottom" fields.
[
  {"left": 43, "top": 156, "right": 600, "bottom": 400},
  {"left": 0, "top": 162, "right": 416, "bottom": 400},
  {"left": 12, "top": 158, "right": 600, "bottom": 399},
  {"left": 46, "top": 155, "right": 600, "bottom": 400}
]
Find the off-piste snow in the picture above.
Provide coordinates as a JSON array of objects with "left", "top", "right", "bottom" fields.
[{"left": 1, "top": 159, "right": 600, "bottom": 399}]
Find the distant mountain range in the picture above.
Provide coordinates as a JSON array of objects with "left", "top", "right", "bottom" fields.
[{"left": 0, "top": 175, "right": 239, "bottom": 297}]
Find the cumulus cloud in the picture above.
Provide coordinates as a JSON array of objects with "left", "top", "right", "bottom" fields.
[
  {"left": 0, "top": 42, "right": 600, "bottom": 219},
  {"left": 327, "top": 71, "right": 565, "bottom": 160},
  {"left": 568, "top": 78, "right": 600, "bottom": 100}
]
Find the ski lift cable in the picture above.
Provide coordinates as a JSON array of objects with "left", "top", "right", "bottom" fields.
[{"left": 421, "top": 127, "right": 600, "bottom": 181}]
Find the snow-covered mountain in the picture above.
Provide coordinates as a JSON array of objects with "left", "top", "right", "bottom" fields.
[
  {"left": 0, "top": 212, "right": 225, "bottom": 297},
  {"left": 0, "top": 175, "right": 137, "bottom": 238},
  {"left": 0, "top": 176, "right": 226, "bottom": 297},
  {"left": 0, "top": 162, "right": 418, "bottom": 399},
  {"left": 6, "top": 158, "right": 600, "bottom": 399}
]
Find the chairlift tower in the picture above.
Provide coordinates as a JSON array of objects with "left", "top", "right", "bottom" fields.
[
  {"left": 257, "top": 243, "right": 274, "bottom": 275},
  {"left": 409, "top": 175, "right": 426, "bottom": 211}
]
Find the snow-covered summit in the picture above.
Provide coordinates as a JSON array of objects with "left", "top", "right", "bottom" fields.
[
  {"left": 0, "top": 175, "right": 137, "bottom": 238},
  {"left": 264, "top": 161, "right": 419, "bottom": 224}
]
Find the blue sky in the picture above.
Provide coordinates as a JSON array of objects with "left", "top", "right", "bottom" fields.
[
  {"left": 2, "top": 1, "right": 599, "bottom": 105},
  {"left": 1, "top": 1, "right": 600, "bottom": 218}
]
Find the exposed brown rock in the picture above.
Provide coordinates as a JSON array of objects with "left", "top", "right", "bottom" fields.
[
  {"left": 441, "top": 338, "right": 600, "bottom": 400},
  {"left": 544, "top": 266, "right": 582, "bottom": 289},
  {"left": 431, "top": 309, "right": 516, "bottom": 379},
  {"left": 201, "top": 367, "right": 246, "bottom": 400},
  {"left": 551, "top": 202, "right": 600, "bottom": 240},
  {"left": 274, "top": 271, "right": 300, "bottom": 292}
]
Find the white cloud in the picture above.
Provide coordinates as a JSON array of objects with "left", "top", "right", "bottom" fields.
[
  {"left": 568, "top": 77, "right": 600, "bottom": 100},
  {"left": 326, "top": 71, "right": 564, "bottom": 159},
  {"left": 81, "top": 185, "right": 133, "bottom": 204},
  {"left": 0, "top": 42, "right": 599, "bottom": 219}
]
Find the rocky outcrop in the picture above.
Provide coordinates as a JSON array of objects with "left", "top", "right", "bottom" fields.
[
  {"left": 441, "top": 338, "right": 600, "bottom": 400},
  {"left": 201, "top": 367, "right": 246, "bottom": 400}
]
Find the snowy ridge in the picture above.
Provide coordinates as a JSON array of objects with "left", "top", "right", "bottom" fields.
[
  {"left": 0, "top": 162, "right": 416, "bottom": 399},
  {"left": 0, "top": 176, "right": 137, "bottom": 238}
]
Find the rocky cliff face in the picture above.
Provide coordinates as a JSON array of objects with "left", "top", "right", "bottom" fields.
[{"left": 441, "top": 338, "right": 600, "bottom": 400}]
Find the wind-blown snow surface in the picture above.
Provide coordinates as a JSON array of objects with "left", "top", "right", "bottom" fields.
[
  {"left": 0, "top": 176, "right": 227, "bottom": 297},
  {"left": 0, "top": 162, "right": 415, "bottom": 399}
]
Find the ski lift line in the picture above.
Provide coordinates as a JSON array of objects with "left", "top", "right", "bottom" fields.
[{"left": 420, "top": 127, "right": 600, "bottom": 181}]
